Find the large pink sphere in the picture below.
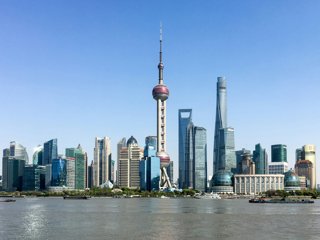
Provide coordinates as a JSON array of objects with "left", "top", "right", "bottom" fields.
[{"left": 152, "top": 84, "right": 169, "bottom": 101}]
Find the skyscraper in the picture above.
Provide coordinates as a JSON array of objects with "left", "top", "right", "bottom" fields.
[
  {"left": 302, "top": 144, "right": 316, "bottom": 189},
  {"left": 66, "top": 144, "right": 87, "bottom": 190},
  {"left": 93, "top": 137, "right": 112, "bottom": 186},
  {"left": 140, "top": 136, "right": 160, "bottom": 191},
  {"left": 185, "top": 121, "right": 194, "bottom": 188},
  {"left": 235, "top": 149, "right": 251, "bottom": 174},
  {"left": 152, "top": 26, "right": 171, "bottom": 188},
  {"left": 118, "top": 136, "right": 143, "bottom": 188},
  {"left": 193, "top": 127, "right": 207, "bottom": 192},
  {"left": 178, "top": 109, "right": 192, "bottom": 188},
  {"left": 295, "top": 160, "right": 313, "bottom": 189},
  {"left": 117, "top": 138, "right": 126, "bottom": 186},
  {"left": 218, "top": 127, "right": 236, "bottom": 172},
  {"left": 253, "top": 144, "right": 268, "bottom": 174},
  {"left": 32, "top": 145, "right": 43, "bottom": 165},
  {"left": 213, "top": 77, "right": 228, "bottom": 174},
  {"left": 51, "top": 156, "right": 67, "bottom": 187},
  {"left": 2, "top": 142, "right": 28, "bottom": 191},
  {"left": 43, "top": 139, "right": 58, "bottom": 165},
  {"left": 271, "top": 144, "right": 287, "bottom": 162}
]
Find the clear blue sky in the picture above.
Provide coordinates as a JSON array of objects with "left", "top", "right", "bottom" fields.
[{"left": 1, "top": 1, "right": 320, "bottom": 183}]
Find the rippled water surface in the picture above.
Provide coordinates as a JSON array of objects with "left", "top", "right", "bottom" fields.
[{"left": 1, "top": 198, "right": 320, "bottom": 240}]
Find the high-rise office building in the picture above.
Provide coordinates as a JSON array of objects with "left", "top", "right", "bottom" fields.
[
  {"left": 118, "top": 136, "right": 143, "bottom": 188},
  {"left": 253, "top": 144, "right": 268, "bottom": 174},
  {"left": 271, "top": 144, "right": 287, "bottom": 162},
  {"left": 213, "top": 77, "right": 228, "bottom": 174},
  {"left": 178, "top": 109, "right": 192, "bottom": 188},
  {"left": 140, "top": 136, "right": 160, "bottom": 191},
  {"left": 185, "top": 121, "right": 194, "bottom": 188},
  {"left": 23, "top": 165, "right": 46, "bottom": 191},
  {"left": 9, "top": 141, "right": 29, "bottom": 162},
  {"left": 152, "top": 27, "right": 171, "bottom": 188},
  {"left": 302, "top": 144, "right": 316, "bottom": 189},
  {"left": 43, "top": 139, "right": 58, "bottom": 165},
  {"left": 178, "top": 109, "right": 208, "bottom": 191},
  {"left": 93, "top": 137, "right": 112, "bottom": 187},
  {"left": 218, "top": 127, "right": 236, "bottom": 172},
  {"left": 66, "top": 145, "right": 87, "bottom": 190},
  {"left": 240, "top": 152, "right": 255, "bottom": 174},
  {"left": 295, "top": 160, "right": 313, "bottom": 189},
  {"left": 193, "top": 127, "right": 207, "bottom": 192},
  {"left": 32, "top": 145, "right": 43, "bottom": 165},
  {"left": 117, "top": 138, "right": 126, "bottom": 186},
  {"left": 296, "top": 148, "right": 302, "bottom": 162},
  {"left": 51, "top": 157, "right": 67, "bottom": 187},
  {"left": 2, "top": 142, "right": 28, "bottom": 192},
  {"left": 87, "top": 161, "right": 93, "bottom": 189},
  {"left": 235, "top": 149, "right": 251, "bottom": 174}
]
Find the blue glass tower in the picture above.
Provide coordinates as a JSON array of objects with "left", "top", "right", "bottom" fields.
[
  {"left": 253, "top": 144, "right": 268, "bottom": 174},
  {"left": 43, "top": 139, "right": 58, "bottom": 165},
  {"left": 51, "top": 157, "right": 67, "bottom": 186},
  {"left": 178, "top": 109, "right": 192, "bottom": 189},
  {"left": 139, "top": 136, "right": 160, "bottom": 191}
]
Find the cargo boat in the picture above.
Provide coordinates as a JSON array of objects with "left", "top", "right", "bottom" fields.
[
  {"left": 63, "top": 196, "right": 90, "bottom": 200},
  {"left": 0, "top": 199, "right": 16, "bottom": 203},
  {"left": 249, "top": 198, "right": 314, "bottom": 204}
]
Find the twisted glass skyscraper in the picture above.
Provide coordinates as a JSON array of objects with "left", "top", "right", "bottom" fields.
[{"left": 213, "top": 77, "right": 228, "bottom": 174}]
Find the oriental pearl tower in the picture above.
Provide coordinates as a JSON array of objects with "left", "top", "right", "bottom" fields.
[{"left": 152, "top": 26, "right": 172, "bottom": 189}]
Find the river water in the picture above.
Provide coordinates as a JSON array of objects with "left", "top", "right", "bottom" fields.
[{"left": 0, "top": 197, "right": 320, "bottom": 240}]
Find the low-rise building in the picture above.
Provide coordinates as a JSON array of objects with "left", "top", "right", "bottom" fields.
[{"left": 234, "top": 174, "right": 284, "bottom": 195}]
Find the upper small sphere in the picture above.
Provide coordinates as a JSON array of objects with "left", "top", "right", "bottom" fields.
[
  {"left": 158, "top": 63, "right": 164, "bottom": 70},
  {"left": 127, "top": 136, "right": 138, "bottom": 147},
  {"left": 152, "top": 84, "right": 169, "bottom": 101},
  {"left": 212, "top": 170, "right": 233, "bottom": 187}
]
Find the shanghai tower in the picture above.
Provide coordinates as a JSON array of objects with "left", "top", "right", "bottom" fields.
[{"left": 213, "top": 77, "right": 228, "bottom": 174}]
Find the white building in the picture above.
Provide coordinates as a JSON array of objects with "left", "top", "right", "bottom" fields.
[
  {"left": 234, "top": 174, "right": 284, "bottom": 195},
  {"left": 268, "top": 162, "right": 288, "bottom": 174}
]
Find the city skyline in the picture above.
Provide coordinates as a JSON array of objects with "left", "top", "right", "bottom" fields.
[{"left": 1, "top": 1, "right": 320, "bottom": 183}]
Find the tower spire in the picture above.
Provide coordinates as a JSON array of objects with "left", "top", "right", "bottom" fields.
[{"left": 158, "top": 23, "right": 164, "bottom": 84}]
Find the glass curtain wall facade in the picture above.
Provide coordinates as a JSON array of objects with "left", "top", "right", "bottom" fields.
[
  {"left": 51, "top": 158, "right": 67, "bottom": 187},
  {"left": 185, "top": 122, "right": 194, "bottom": 188},
  {"left": 32, "top": 145, "right": 43, "bottom": 165},
  {"left": 193, "top": 127, "right": 207, "bottom": 192},
  {"left": 213, "top": 77, "right": 227, "bottom": 174},
  {"left": 218, "top": 128, "right": 236, "bottom": 172},
  {"left": 43, "top": 139, "right": 58, "bottom": 165},
  {"left": 271, "top": 144, "right": 287, "bottom": 162},
  {"left": 2, "top": 142, "right": 28, "bottom": 192},
  {"left": 253, "top": 144, "right": 268, "bottom": 174},
  {"left": 235, "top": 149, "right": 251, "bottom": 174},
  {"left": 93, "top": 137, "right": 112, "bottom": 187},
  {"left": 178, "top": 109, "right": 192, "bottom": 189},
  {"left": 141, "top": 136, "right": 160, "bottom": 191}
]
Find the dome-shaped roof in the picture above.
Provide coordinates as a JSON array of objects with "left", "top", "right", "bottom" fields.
[
  {"left": 284, "top": 170, "right": 300, "bottom": 187},
  {"left": 127, "top": 136, "right": 138, "bottom": 147},
  {"left": 212, "top": 170, "right": 233, "bottom": 187}
]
